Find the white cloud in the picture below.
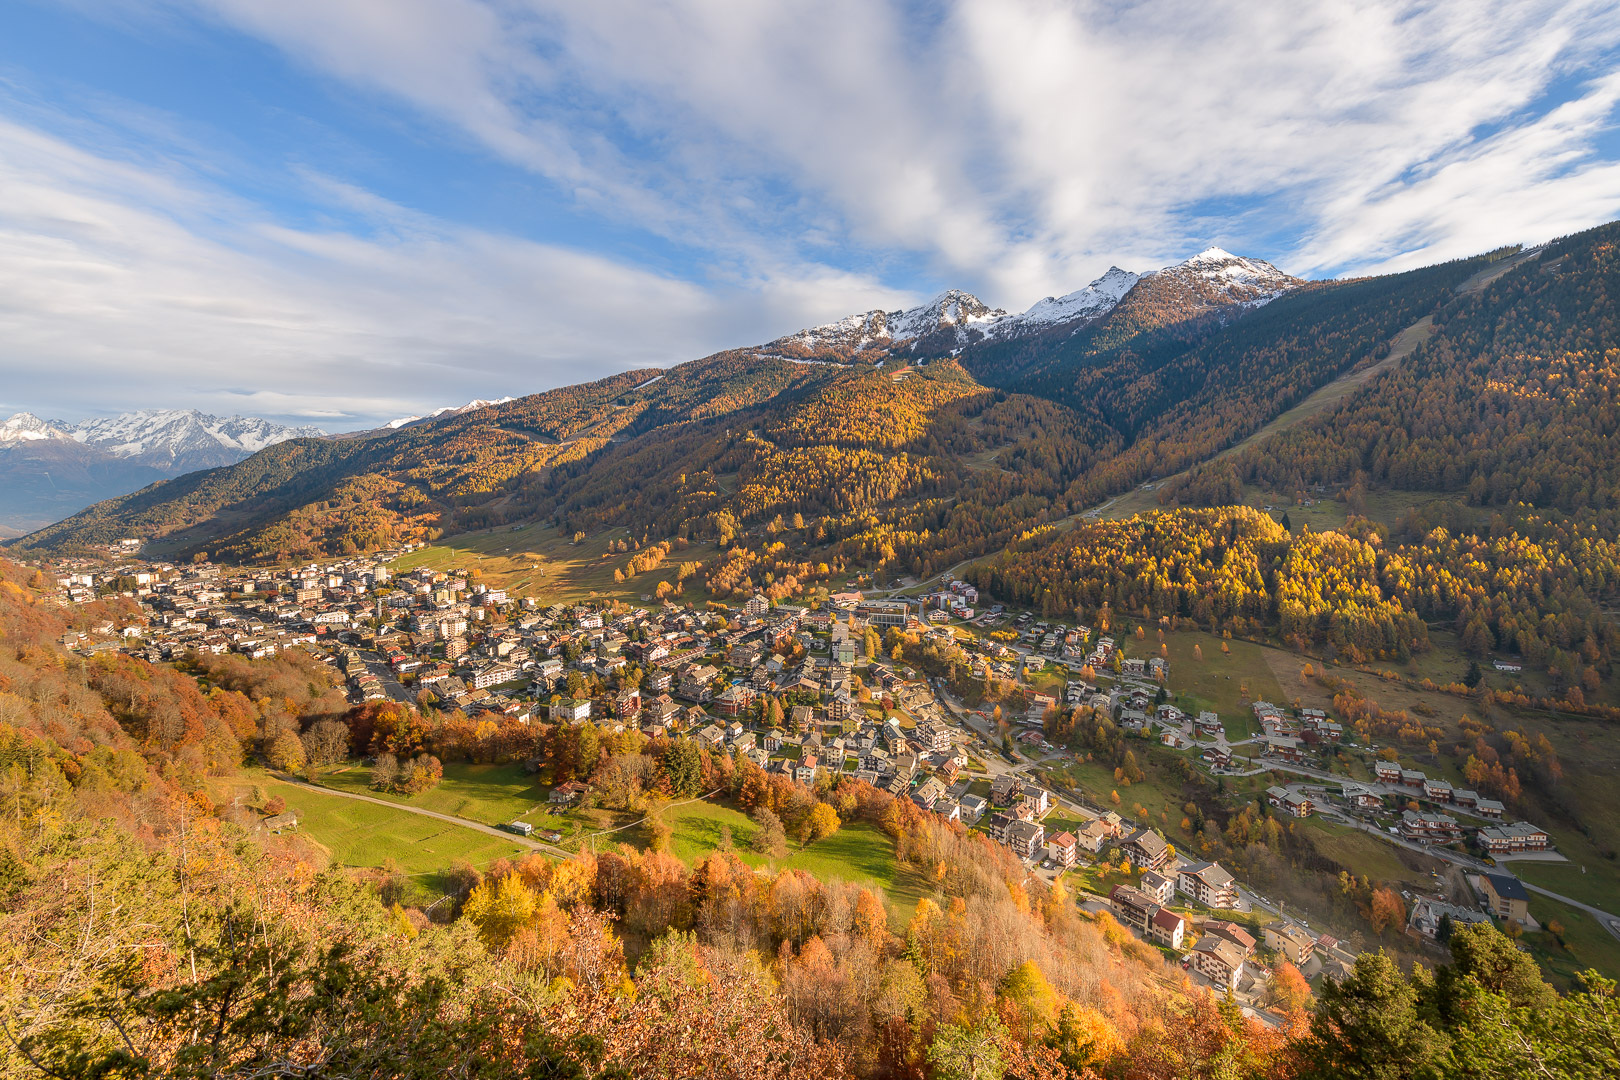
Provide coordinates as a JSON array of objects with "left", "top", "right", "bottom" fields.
[
  {"left": 5, "top": 0, "right": 1620, "bottom": 429},
  {"left": 0, "top": 112, "right": 909, "bottom": 427},
  {"left": 178, "top": 0, "right": 1620, "bottom": 302}
]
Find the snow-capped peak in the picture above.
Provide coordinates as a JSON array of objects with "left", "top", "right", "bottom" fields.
[
  {"left": 384, "top": 397, "right": 515, "bottom": 430},
  {"left": 1145, "top": 248, "right": 1300, "bottom": 304},
  {"left": 0, "top": 412, "right": 73, "bottom": 444},
  {"left": 0, "top": 408, "right": 324, "bottom": 472},
  {"left": 772, "top": 290, "right": 1008, "bottom": 353},
  {"left": 1015, "top": 267, "right": 1142, "bottom": 330},
  {"left": 65, "top": 410, "right": 325, "bottom": 458}
]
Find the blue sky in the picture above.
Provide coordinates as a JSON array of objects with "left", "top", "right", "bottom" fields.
[{"left": 3, "top": 0, "right": 1620, "bottom": 430}]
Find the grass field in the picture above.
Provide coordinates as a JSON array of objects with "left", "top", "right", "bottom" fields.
[
  {"left": 393, "top": 524, "right": 723, "bottom": 606},
  {"left": 245, "top": 776, "right": 531, "bottom": 895},
  {"left": 1161, "top": 630, "right": 1285, "bottom": 737},
  {"left": 317, "top": 761, "right": 548, "bottom": 826},
  {"left": 1299, "top": 817, "right": 1434, "bottom": 883},
  {"left": 1521, "top": 894, "right": 1620, "bottom": 986}
]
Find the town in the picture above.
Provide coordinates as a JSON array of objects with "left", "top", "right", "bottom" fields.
[{"left": 38, "top": 538, "right": 1594, "bottom": 1019}]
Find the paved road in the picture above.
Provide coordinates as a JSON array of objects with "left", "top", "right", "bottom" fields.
[
  {"left": 275, "top": 774, "right": 572, "bottom": 859},
  {"left": 359, "top": 650, "right": 412, "bottom": 703}
]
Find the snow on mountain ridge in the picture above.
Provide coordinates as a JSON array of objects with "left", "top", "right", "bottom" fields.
[
  {"left": 384, "top": 397, "right": 516, "bottom": 430},
  {"left": 67, "top": 409, "right": 325, "bottom": 457},
  {"left": 0, "top": 413, "right": 73, "bottom": 443},
  {"left": 1016, "top": 266, "right": 1142, "bottom": 330},
  {"left": 0, "top": 409, "right": 324, "bottom": 461},
  {"left": 773, "top": 248, "right": 1298, "bottom": 355},
  {"left": 1143, "top": 248, "right": 1300, "bottom": 304}
]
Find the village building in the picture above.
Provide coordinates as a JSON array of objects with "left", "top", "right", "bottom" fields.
[
  {"left": 1263, "top": 923, "right": 1316, "bottom": 966},
  {"left": 1122, "top": 827, "right": 1171, "bottom": 872},
  {"left": 1177, "top": 861, "right": 1239, "bottom": 909},
  {"left": 1479, "top": 873, "right": 1531, "bottom": 924},
  {"left": 1190, "top": 936, "right": 1245, "bottom": 990}
]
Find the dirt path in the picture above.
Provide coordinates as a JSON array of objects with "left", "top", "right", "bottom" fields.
[{"left": 274, "top": 774, "right": 574, "bottom": 859}]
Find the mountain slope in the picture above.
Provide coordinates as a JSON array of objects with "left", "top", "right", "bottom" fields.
[{"left": 13, "top": 237, "right": 1502, "bottom": 573}]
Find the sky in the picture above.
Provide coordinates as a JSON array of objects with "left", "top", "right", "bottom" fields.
[{"left": 3, "top": 1, "right": 1620, "bottom": 431}]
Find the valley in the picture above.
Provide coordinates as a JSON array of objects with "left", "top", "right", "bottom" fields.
[{"left": 6, "top": 221, "right": 1620, "bottom": 1079}]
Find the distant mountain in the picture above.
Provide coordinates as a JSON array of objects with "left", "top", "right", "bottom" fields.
[
  {"left": 64, "top": 410, "right": 326, "bottom": 470},
  {"left": 0, "top": 408, "right": 325, "bottom": 531},
  {"left": 382, "top": 397, "right": 517, "bottom": 431}
]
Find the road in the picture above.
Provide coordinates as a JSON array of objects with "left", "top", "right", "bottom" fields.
[{"left": 359, "top": 649, "right": 412, "bottom": 703}]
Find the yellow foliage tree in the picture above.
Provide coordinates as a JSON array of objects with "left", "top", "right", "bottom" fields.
[{"left": 462, "top": 873, "right": 538, "bottom": 949}]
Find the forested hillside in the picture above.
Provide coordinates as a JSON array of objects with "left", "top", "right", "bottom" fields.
[{"left": 1167, "top": 222, "right": 1620, "bottom": 526}]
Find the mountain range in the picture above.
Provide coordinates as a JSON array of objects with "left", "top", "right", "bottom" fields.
[
  {"left": 0, "top": 409, "right": 325, "bottom": 535},
  {"left": 13, "top": 224, "right": 1561, "bottom": 565}
]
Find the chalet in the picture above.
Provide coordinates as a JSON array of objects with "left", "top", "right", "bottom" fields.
[
  {"left": 1109, "top": 884, "right": 1159, "bottom": 931},
  {"left": 1139, "top": 869, "right": 1174, "bottom": 904},
  {"left": 1266, "top": 786, "right": 1314, "bottom": 818},
  {"left": 1341, "top": 782, "right": 1383, "bottom": 810},
  {"left": 1177, "top": 861, "right": 1239, "bottom": 909},
  {"left": 912, "top": 775, "right": 948, "bottom": 810},
  {"left": 1160, "top": 729, "right": 1187, "bottom": 749},
  {"left": 1259, "top": 735, "right": 1305, "bottom": 763},
  {"left": 1123, "top": 828, "right": 1171, "bottom": 872},
  {"left": 1374, "top": 760, "right": 1403, "bottom": 784},
  {"left": 1477, "top": 821, "right": 1550, "bottom": 853},
  {"left": 1475, "top": 798, "right": 1506, "bottom": 818},
  {"left": 1004, "top": 819, "right": 1045, "bottom": 859},
  {"left": 1202, "top": 920, "right": 1257, "bottom": 957},
  {"left": 1190, "top": 936, "right": 1245, "bottom": 990},
  {"left": 1423, "top": 778, "right": 1454, "bottom": 802},
  {"left": 677, "top": 665, "right": 719, "bottom": 703},
  {"left": 713, "top": 684, "right": 756, "bottom": 718},
  {"left": 1400, "top": 769, "right": 1427, "bottom": 788},
  {"left": 958, "top": 794, "right": 988, "bottom": 820},
  {"left": 1075, "top": 819, "right": 1110, "bottom": 853},
  {"left": 262, "top": 811, "right": 300, "bottom": 833},
  {"left": 1046, "top": 831, "right": 1078, "bottom": 869},
  {"left": 1150, "top": 907, "right": 1186, "bottom": 949},
  {"left": 990, "top": 774, "right": 1023, "bottom": 806},
  {"left": 614, "top": 687, "right": 642, "bottom": 720},
  {"left": 1263, "top": 924, "right": 1316, "bottom": 966},
  {"left": 793, "top": 763, "right": 817, "bottom": 786},
  {"left": 1399, "top": 809, "right": 1464, "bottom": 844},
  {"left": 549, "top": 781, "right": 591, "bottom": 805},
  {"left": 1452, "top": 789, "right": 1479, "bottom": 808},
  {"left": 1479, "top": 873, "right": 1531, "bottom": 923},
  {"left": 1201, "top": 746, "right": 1233, "bottom": 768},
  {"left": 1195, "top": 711, "right": 1223, "bottom": 735},
  {"left": 695, "top": 723, "right": 727, "bottom": 750}
]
